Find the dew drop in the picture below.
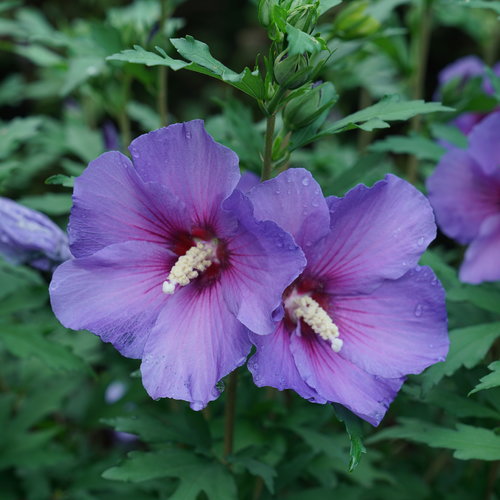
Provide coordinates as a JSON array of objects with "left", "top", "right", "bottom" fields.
[
  {"left": 302, "top": 177, "right": 310, "bottom": 186},
  {"left": 274, "top": 189, "right": 281, "bottom": 195},
  {"left": 414, "top": 304, "right": 423, "bottom": 317},
  {"left": 312, "top": 200, "right": 319, "bottom": 207},
  {"left": 417, "top": 236, "right": 425, "bottom": 246},
  {"left": 185, "top": 130, "right": 192, "bottom": 139}
]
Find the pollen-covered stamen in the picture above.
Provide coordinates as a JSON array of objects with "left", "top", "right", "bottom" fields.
[
  {"left": 288, "top": 295, "right": 343, "bottom": 352},
  {"left": 162, "top": 241, "right": 216, "bottom": 294}
]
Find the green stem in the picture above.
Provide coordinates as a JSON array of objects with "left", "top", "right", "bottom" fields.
[
  {"left": 223, "top": 370, "right": 238, "bottom": 458},
  {"left": 407, "top": 0, "right": 433, "bottom": 183},
  {"left": 261, "top": 114, "right": 276, "bottom": 181},
  {"left": 118, "top": 75, "right": 132, "bottom": 149},
  {"left": 158, "top": 0, "right": 170, "bottom": 126}
]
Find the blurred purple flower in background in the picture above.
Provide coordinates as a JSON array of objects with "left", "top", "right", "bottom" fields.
[
  {"left": 427, "top": 112, "right": 500, "bottom": 284},
  {"left": 50, "top": 120, "right": 305, "bottom": 410},
  {"left": 0, "top": 197, "right": 71, "bottom": 271},
  {"left": 246, "top": 169, "right": 448, "bottom": 426},
  {"left": 436, "top": 55, "right": 500, "bottom": 136}
]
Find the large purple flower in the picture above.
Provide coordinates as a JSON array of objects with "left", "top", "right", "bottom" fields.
[
  {"left": 49, "top": 120, "right": 305, "bottom": 409},
  {"left": 0, "top": 197, "right": 70, "bottom": 271},
  {"left": 246, "top": 170, "right": 448, "bottom": 425},
  {"left": 427, "top": 112, "right": 500, "bottom": 284}
]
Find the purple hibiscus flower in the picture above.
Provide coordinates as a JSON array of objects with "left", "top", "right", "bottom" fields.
[
  {"left": 49, "top": 120, "right": 305, "bottom": 410},
  {"left": 245, "top": 169, "right": 448, "bottom": 425},
  {"left": 436, "top": 56, "right": 500, "bottom": 136},
  {"left": 0, "top": 197, "right": 71, "bottom": 271},
  {"left": 427, "top": 112, "right": 500, "bottom": 284}
]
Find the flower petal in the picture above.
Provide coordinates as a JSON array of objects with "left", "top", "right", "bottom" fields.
[
  {"left": 247, "top": 168, "right": 330, "bottom": 250},
  {"left": 460, "top": 214, "right": 500, "bottom": 284},
  {"left": 70, "top": 151, "right": 190, "bottom": 258},
  {"left": 427, "top": 149, "right": 499, "bottom": 244},
  {"left": 236, "top": 171, "right": 260, "bottom": 193},
  {"left": 248, "top": 322, "right": 325, "bottom": 402},
  {"left": 290, "top": 332, "right": 404, "bottom": 426},
  {"left": 307, "top": 175, "right": 436, "bottom": 294},
  {"left": 331, "top": 266, "right": 448, "bottom": 378},
  {"left": 468, "top": 111, "right": 500, "bottom": 177},
  {"left": 220, "top": 190, "right": 306, "bottom": 335},
  {"left": 129, "top": 120, "right": 240, "bottom": 227},
  {"left": 49, "top": 241, "right": 174, "bottom": 358},
  {"left": 140, "top": 282, "right": 252, "bottom": 410}
]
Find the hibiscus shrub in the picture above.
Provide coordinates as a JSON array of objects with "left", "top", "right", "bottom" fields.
[{"left": 0, "top": 1, "right": 499, "bottom": 499}]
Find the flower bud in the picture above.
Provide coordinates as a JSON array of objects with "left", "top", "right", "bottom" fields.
[
  {"left": 284, "top": 81, "right": 338, "bottom": 130},
  {"left": 332, "top": 0, "right": 380, "bottom": 40},
  {"left": 258, "top": 0, "right": 279, "bottom": 27},
  {"left": 287, "top": 1, "right": 320, "bottom": 33},
  {"left": 274, "top": 52, "right": 312, "bottom": 90}
]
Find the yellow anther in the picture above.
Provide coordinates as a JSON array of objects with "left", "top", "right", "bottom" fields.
[
  {"left": 162, "top": 242, "right": 215, "bottom": 294},
  {"left": 289, "top": 295, "right": 343, "bottom": 352}
]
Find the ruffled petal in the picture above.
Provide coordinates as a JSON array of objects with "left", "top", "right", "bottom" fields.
[
  {"left": 129, "top": 120, "right": 240, "bottom": 228},
  {"left": 70, "top": 151, "right": 190, "bottom": 258},
  {"left": 307, "top": 175, "right": 436, "bottom": 294},
  {"left": 331, "top": 266, "right": 448, "bottom": 378},
  {"left": 468, "top": 111, "right": 500, "bottom": 177},
  {"left": 219, "top": 190, "right": 306, "bottom": 335},
  {"left": 140, "top": 282, "right": 252, "bottom": 410},
  {"left": 290, "top": 332, "right": 404, "bottom": 426},
  {"left": 49, "top": 241, "right": 174, "bottom": 358},
  {"left": 427, "top": 149, "right": 499, "bottom": 244},
  {"left": 460, "top": 214, "right": 500, "bottom": 284},
  {"left": 248, "top": 322, "right": 324, "bottom": 402},
  {"left": 247, "top": 168, "right": 330, "bottom": 251}
]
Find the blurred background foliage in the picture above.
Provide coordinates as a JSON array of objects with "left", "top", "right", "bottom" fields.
[{"left": 1, "top": 0, "right": 500, "bottom": 499}]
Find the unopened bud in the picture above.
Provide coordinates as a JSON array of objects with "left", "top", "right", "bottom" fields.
[
  {"left": 332, "top": 0, "right": 380, "bottom": 40},
  {"left": 274, "top": 52, "right": 312, "bottom": 90},
  {"left": 284, "top": 81, "right": 338, "bottom": 130},
  {"left": 287, "top": 1, "right": 320, "bottom": 33},
  {"left": 258, "top": 0, "right": 279, "bottom": 27}
]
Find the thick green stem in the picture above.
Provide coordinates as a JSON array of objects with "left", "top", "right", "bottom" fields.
[
  {"left": 223, "top": 370, "right": 238, "bottom": 458},
  {"left": 407, "top": 0, "right": 433, "bottom": 183},
  {"left": 158, "top": 0, "right": 169, "bottom": 126},
  {"left": 261, "top": 114, "right": 276, "bottom": 181}
]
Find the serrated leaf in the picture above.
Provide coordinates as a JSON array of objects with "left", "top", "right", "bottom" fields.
[
  {"left": 319, "top": 0, "right": 342, "bottom": 15},
  {"left": 170, "top": 36, "right": 265, "bottom": 99},
  {"left": 286, "top": 24, "right": 325, "bottom": 55},
  {"left": 229, "top": 454, "right": 276, "bottom": 494},
  {"left": 469, "top": 361, "right": 500, "bottom": 395},
  {"left": 45, "top": 174, "right": 75, "bottom": 187},
  {"left": 421, "top": 322, "right": 500, "bottom": 393},
  {"left": 332, "top": 404, "right": 366, "bottom": 472},
  {"left": 324, "top": 97, "right": 452, "bottom": 134},
  {"left": 368, "top": 418, "right": 500, "bottom": 460},
  {"left": 107, "top": 44, "right": 189, "bottom": 70},
  {"left": 103, "top": 449, "right": 237, "bottom": 500},
  {"left": 0, "top": 117, "right": 42, "bottom": 159}
]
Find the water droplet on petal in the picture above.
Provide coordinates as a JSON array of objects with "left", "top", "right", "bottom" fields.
[
  {"left": 312, "top": 200, "right": 319, "bottom": 207},
  {"left": 414, "top": 304, "right": 423, "bottom": 317},
  {"left": 302, "top": 177, "right": 310, "bottom": 186},
  {"left": 417, "top": 236, "right": 425, "bottom": 246},
  {"left": 275, "top": 189, "right": 281, "bottom": 195},
  {"left": 185, "top": 130, "right": 192, "bottom": 139}
]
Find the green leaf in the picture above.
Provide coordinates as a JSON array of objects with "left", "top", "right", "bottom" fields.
[
  {"left": 286, "top": 24, "right": 325, "bottom": 55},
  {"left": 19, "top": 193, "right": 72, "bottom": 215},
  {"left": 460, "top": 0, "right": 500, "bottom": 15},
  {"left": 446, "top": 285, "right": 500, "bottom": 314},
  {"left": 170, "top": 36, "right": 265, "bottom": 99},
  {"left": 469, "top": 361, "right": 500, "bottom": 395},
  {"left": 323, "top": 96, "right": 453, "bottom": 134},
  {"left": 332, "top": 404, "right": 366, "bottom": 472},
  {"left": 370, "top": 134, "right": 445, "bottom": 161},
  {"left": 0, "top": 117, "right": 42, "bottom": 159},
  {"left": 421, "top": 322, "right": 500, "bottom": 393},
  {"left": 45, "top": 174, "right": 75, "bottom": 188},
  {"left": 369, "top": 418, "right": 500, "bottom": 460},
  {"left": 0, "top": 325, "right": 89, "bottom": 373},
  {"left": 107, "top": 44, "right": 189, "bottom": 70},
  {"left": 229, "top": 454, "right": 276, "bottom": 494},
  {"left": 319, "top": 0, "right": 342, "bottom": 16},
  {"left": 103, "top": 449, "right": 237, "bottom": 499}
]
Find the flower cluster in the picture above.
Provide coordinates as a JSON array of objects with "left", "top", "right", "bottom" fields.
[
  {"left": 427, "top": 112, "right": 500, "bottom": 284},
  {"left": 50, "top": 120, "right": 448, "bottom": 425}
]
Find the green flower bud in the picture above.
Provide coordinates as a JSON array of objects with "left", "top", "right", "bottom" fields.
[
  {"left": 283, "top": 81, "right": 338, "bottom": 130},
  {"left": 332, "top": 0, "right": 380, "bottom": 40},
  {"left": 258, "top": 0, "right": 279, "bottom": 27},
  {"left": 287, "top": 1, "right": 320, "bottom": 33},
  {"left": 274, "top": 52, "right": 312, "bottom": 90}
]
